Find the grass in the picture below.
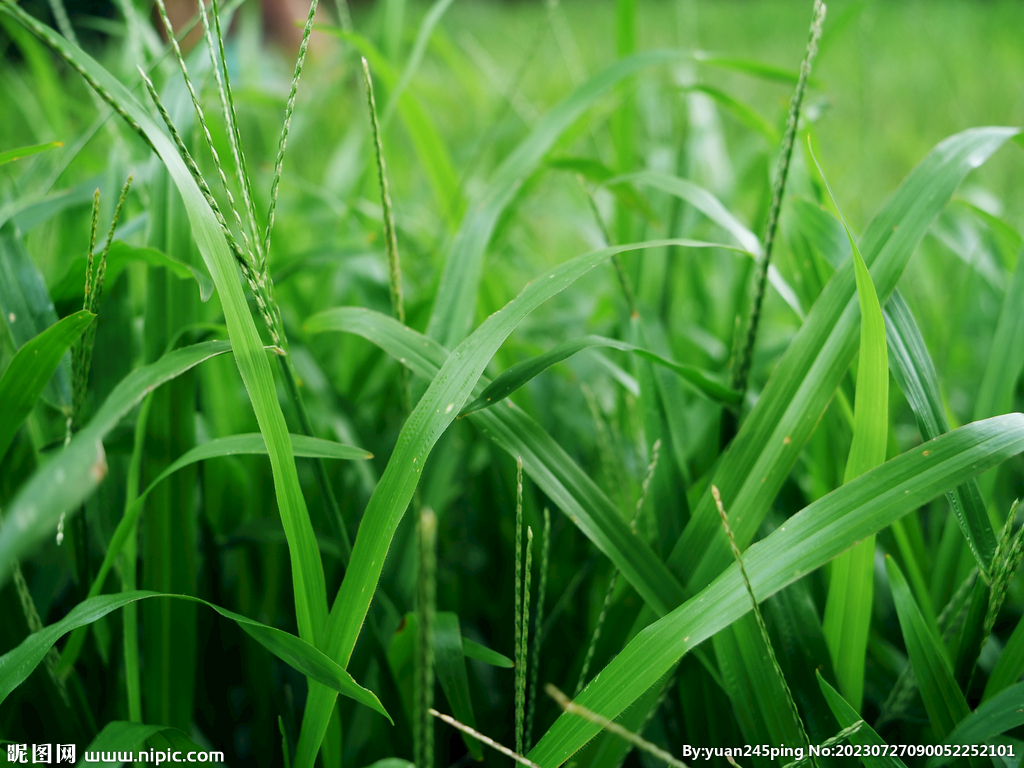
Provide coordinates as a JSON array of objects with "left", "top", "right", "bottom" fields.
[{"left": 1, "top": 1, "right": 1024, "bottom": 767}]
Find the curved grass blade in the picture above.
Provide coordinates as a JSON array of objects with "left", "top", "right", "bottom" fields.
[
  {"left": 464, "top": 638, "right": 513, "bottom": 668},
  {"left": 682, "top": 84, "right": 779, "bottom": 144},
  {"left": 424, "top": 49, "right": 688, "bottom": 349},
  {"left": 931, "top": 681, "right": 1024, "bottom": 767},
  {"left": 0, "top": 591, "right": 391, "bottom": 721},
  {"left": 613, "top": 170, "right": 806, "bottom": 320},
  {"left": 526, "top": 414, "right": 1024, "bottom": 767},
  {"left": 460, "top": 334, "right": 739, "bottom": 416},
  {"left": 0, "top": 1, "right": 330, "bottom": 645},
  {"left": 0, "top": 310, "right": 92, "bottom": 462},
  {"left": 296, "top": 237, "right": 725, "bottom": 767},
  {"left": 816, "top": 672, "right": 909, "bottom": 768},
  {"left": 665, "top": 127, "right": 1017, "bottom": 601},
  {"left": 885, "top": 291, "right": 995, "bottom": 579},
  {"left": 0, "top": 340, "right": 232, "bottom": 586},
  {"left": 58, "top": 433, "right": 372, "bottom": 673},
  {"left": 814, "top": 141, "right": 889, "bottom": 713},
  {"left": 975, "top": 247, "right": 1024, "bottom": 421},
  {"left": 885, "top": 556, "right": 969, "bottom": 740},
  {"left": 0, "top": 140, "right": 63, "bottom": 165},
  {"left": 693, "top": 50, "right": 806, "bottom": 85},
  {"left": 50, "top": 241, "right": 213, "bottom": 303}
]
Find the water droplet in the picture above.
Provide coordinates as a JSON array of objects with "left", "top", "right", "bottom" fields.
[
  {"left": 445, "top": 403, "right": 454, "bottom": 413},
  {"left": 7, "top": 312, "right": 14, "bottom": 323}
]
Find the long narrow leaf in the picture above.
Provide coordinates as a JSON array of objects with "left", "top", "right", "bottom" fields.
[
  {"left": 817, "top": 145, "right": 890, "bottom": 712},
  {"left": 0, "top": 310, "right": 92, "bottom": 461},
  {"left": 885, "top": 556, "right": 970, "bottom": 740},
  {"left": 0, "top": 591, "right": 390, "bottom": 720}
]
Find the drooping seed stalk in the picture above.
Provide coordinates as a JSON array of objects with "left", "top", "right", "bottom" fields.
[
  {"left": 729, "top": 0, "right": 826, "bottom": 400},
  {"left": 415, "top": 508, "right": 437, "bottom": 768},
  {"left": 152, "top": 0, "right": 261, "bottom": 274},
  {"left": 264, "top": 0, "right": 320, "bottom": 260},
  {"left": 575, "top": 440, "right": 660, "bottom": 696},
  {"left": 198, "top": 0, "right": 264, "bottom": 264},
  {"left": 517, "top": 526, "right": 533, "bottom": 756},
  {"left": 429, "top": 710, "right": 542, "bottom": 768},
  {"left": 713, "top": 486, "right": 813, "bottom": 765},
  {"left": 547, "top": 684, "right": 690, "bottom": 768},
  {"left": 524, "top": 507, "right": 550, "bottom": 753}
]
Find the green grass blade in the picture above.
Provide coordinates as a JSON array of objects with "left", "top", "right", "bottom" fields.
[
  {"left": 380, "top": 0, "right": 456, "bottom": 127},
  {"left": 296, "top": 237, "right": 720, "bottom": 766},
  {"left": 693, "top": 50, "right": 806, "bottom": 85},
  {"left": 304, "top": 306, "right": 689, "bottom": 617},
  {"left": 463, "top": 639, "right": 513, "bottom": 668},
  {"left": 885, "top": 556, "right": 970, "bottom": 740},
  {"left": 0, "top": 591, "right": 391, "bottom": 721},
  {"left": 0, "top": 140, "right": 63, "bottom": 165},
  {"left": 612, "top": 168, "right": 804, "bottom": 318},
  {"left": 424, "top": 50, "right": 687, "bottom": 349},
  {"left": 813, "top": 141, "right": 889, "bottom": 712},
  {"left": 0, "top": 340, "right": 232, "bottom": 585},
  {"left": 460, "top": 334, "right": 739, "bottom": 416},
  {"left": 0, "top": 310, "right": 92, "bottom": 461},
  {"left": 665, "top": 127, "right": 1017, "bottom": 598},
  {"left": 0, "top": 221, "right": 73, "bottom": 412},
  {"left": 58, "top": 433, "right": 371, "bottom": 673},
  {"left": 983, "top": 611, "right": 1024, "bottom": 701},
  {"left": 434, "top": 613, "right": 483, "bottom": 761},
  {"left": 885, "top": 291, "right": 996, "bottom": 577},
  {"left": 931, "top": 681, "right": 1024, "bottom": 767},
  {"left": 975, "top": 247, "right": 1024, "bottom": 421},
  {"left": 816, "top": 671, "right": 910, "bottom": 768},
  {"left": 0, "top": 2, "right": 330, "bottom": 646},
  {"left": 682, "top": 84, "right": 779, "bottom": 144},
  {"left": 526, "top": 414, "right": 1024, "bottom": 767}
]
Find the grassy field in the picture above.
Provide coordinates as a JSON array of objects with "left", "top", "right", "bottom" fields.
[{"left": 2, "top": 1, "right": 1024, "bottom": 767}]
